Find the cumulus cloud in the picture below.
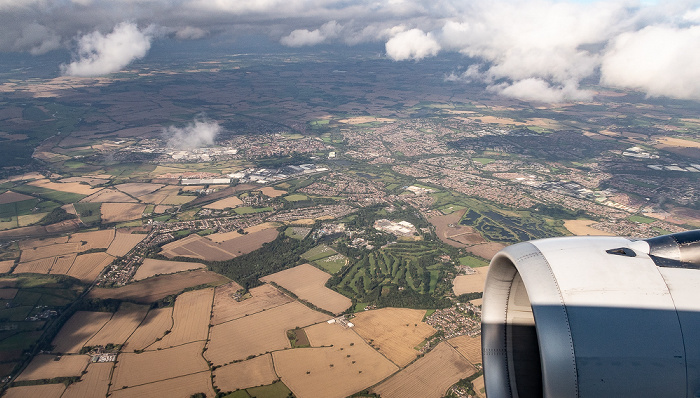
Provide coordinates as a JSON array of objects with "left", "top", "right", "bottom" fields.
[
  {"left": 13, "top": 22, "right": 61, "bottom": 55},
  {"left": 175, "top": 26, "right": 208, "bottom": 40},
  {"left": 385, "top": 28, "right": 440, "bottom": 61},
  {"left": 163, "top": 116, "right": 221, "bottom": 149},
  {"left": 600, "top": 25, "right": 700, "bottom": 100},
  {"left": 491, "top": 78, "right": 593, "bottom": 102},
  {"left": 280, "top": 21, "right": 341, "bottom": 47},
  {"left": 60, "top": 22, "right": 153, "bottom": 77}
]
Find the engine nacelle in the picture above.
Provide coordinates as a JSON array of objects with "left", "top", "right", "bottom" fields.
[{"left": 482, "top": 230, "right": 700, "bottom": 398}]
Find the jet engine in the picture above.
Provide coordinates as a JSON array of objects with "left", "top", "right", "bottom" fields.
[{"left": 482, "top": 230, "right": 700, "bottom": 398}]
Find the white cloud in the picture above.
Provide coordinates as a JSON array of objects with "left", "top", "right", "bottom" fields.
[
  {"left": 280, "top": 21, "right": 341, "bottom": 47},
  {"left": 601, "top": 25, "right": 700, "bottom": 100},
  {"left": 60, "top": 22, "right": 152, "bottom": 77},
  {"left": 163, "top": 116, "right": 221, "bottom": 149},
  {"left": 385, "top": 28, "right": 440, "bottom": 61},
  {"left": 13, "top": 22, "right": 61, "bottom": 55},
  {"left": 491, "top": 78, "right": 593, "bottom": 103},
  {"left": 175, "top": 26, "right": 207, "bottom": 40}
]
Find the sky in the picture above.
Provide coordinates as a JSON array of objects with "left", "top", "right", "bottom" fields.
[{"left": 3, "top": 0, "right": 700, "bottom": 103}]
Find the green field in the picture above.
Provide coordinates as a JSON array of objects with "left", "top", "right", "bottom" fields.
[
  {"left": 284, "top": 226, "right": 311, "bottom": 240},
  {"left": 459, "top": 256, "right": 489, "bottom": 268},
  {"left": 301, "top": 245, "right": 338, "bottom": 262},
  {"left": 12, "top": 185, "right": 86, "bottom": 204},
  {"left": 241, "top": 381, "right": 293, "bottom": 398},
  {"left": 628, "top": 215, "right": 655, "bottom": 224},
  {"left": 234, "top": 206, "right": 273, "bottom": 215},
  {"left": 313, "top": 254, "right": 347, "bottom": 274},
  {"left": 73, "top": 202, "right": 101, "bottom": 225},
  {"left": 283, "top": 194, "right": 309, "bottom": 202}
]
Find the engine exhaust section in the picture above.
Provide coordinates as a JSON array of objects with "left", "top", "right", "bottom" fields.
[{"left": 482, "top": 230, "right": 700, "bottom": 398}]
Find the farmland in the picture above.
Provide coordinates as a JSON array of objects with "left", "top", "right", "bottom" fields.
[
  {"left": 371, "top": 342, "right": 475, "bottom": 398},
  {"left": 301, "top": 244, "right": 347, "bottom": 274},
  {"left": 123, "top": 307, "right": 173, "bottom": 351},
  {"left": 51, "top": 311, "right": 113, "bottom": 353},
  {"left": 160, "top": 234, "right": 235, "bottom": 261},
  {"left": 106, "top": 231, "right": 146, "bottom": 257},
  {"left": 84, "top": 302, "right": 149, "bottom": 347},
  {"left": 351, "top": 307, "right": 436, "bottom": 367},
  {"left": 100, "top": 203, "right": 146, "bottom": 223},
  {"left": 110, "top": 341, "right": 208, "bottom": 389},
  {"left": 16, "top": 354, "right": 88, "bottom": 381},
  {"left": 448, "top": 335, "right": 482, "bottom": 365},
  {"left": 206, "top": 301, "right": 327, "bottom": 365},
  {"left": 452, "top": 267, "right": 489, "bottom": 295},
  {"left": 149, "top": 288, "right": 213, "bottom": 349},
  {"left": 109, "top": 371, "right": 216, "bottom": 398},
  {"left": 3, "top": 384, "right": 66, "bottom": 398},
  {"left": 88, "top": 269, "right": 228, "bottom": 303},
  {"left": 213, "top": 354, "right": 278, "bottom": 392},
  {"left": 261, "top": 264, "right": 351, "bottom": 314},
  {"left": 132, "top": 258, "right": 206, "bottom": 280},
  {"left": 62, "top": 362, "right": 113, "bottom": 398},
  {"left": 274, "top": 322, "right": 398, "bottom": 398},
  {"left": 204, "top": 196, "right": 243, "bottom": 210},
  {"left": 211, "top": 283, "right": 290, "bottom": 325}
]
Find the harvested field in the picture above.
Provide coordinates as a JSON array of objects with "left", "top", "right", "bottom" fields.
[
  {"left": 106, "top": 231, "right": 146, "bottom": 257},
  {"left": 371, "top": 342, "right": 476, "bottom": 398},
  {"left": 204, "top": 196, "right": 243, "bottom": 210},
  {"left": 68, "top": 229, "right": 116, "bottom": 251},
  {"left": 207, "top": 222, "right": 280, "bottom": 243},
  {"left": 206, "top": 301, "right": 327, "bottom": 365},
  {"left": 28, "top": 179, "right": 100, "bottom": 195},
  {"left": 260, "top": 264, "right": 351, "bottom": 315},
  {"left": 564, "top": 219, "right": 615, "bottom": 236},
  {"left": 217, "top": 228, "right": 279, "bottom": 256},
  {"left": 274, "top": 322, "right": 398, "bottom": 398},
  {"left": 3, "top": 384, "right": 65, "bottom": 398},
  {"left": 115, "top": 183, "right": 164, "bottom": 197},
  {"left": 101, "top": 203, "right": 146, "bottom": 223},
  {"left": 452, "top": 267, "right": 489, "bottom": 295},
  {"left": 429, "top": 209, "right": 485, "bottom": 248},
  {"left": 657, "top": 136, "right": 700, "bottom": 149},
  {"left": 352, "top": 308, "right": 436, "bottom": 367},
  {"left": 160, "top": 234, "right": 234, "bottom": 261},
  {"left": 16, "top": 354, "right": 88, "bottom": 381},
  {"left": 448, "top": 335, "right": 482, "bottom": 365},
  {"left": 213, "top": 354, "right": 277, "bottom": 391},
  {"left": 20, "top": 242, "right": 78, "bottom": 262},
  {"left": 133, "top": 258, "right": 205, "bottom": 281},
  {"left": 153, "top": 205, "right": 171, "bottom": 213},
  {"left": 0, "top": 191, "right": 34, "bottom": 204},
  {"left": 13, "top": 257, "right": 55, "bottom": 275},
  {"left": 111, "top": 341, "right": 208, "bottom": 389},
  {"left": 89, "top": 269, "right": 228, "bottom": 303},
  {"left": 60, "top": 176, "right": 110, "bottom": 186},
  {"left": 473, "top": 375, "right": 486, "bottom": 398},
  {"left": 85, "top": 303, "right": 149, "bottom": 346},
  {"left": 62, "top": 362, "right": 113, "bottom": 398},
  {"left": 80, "top": 188, "right": 136, "bottom": 203},
  {"left": 19, "top": 236, "right": 68, "bottom": 250},
  {"left": 67, "top": 252, "right": 114, "bottom": 282},
  {"left": 0, "top": 260, "right": 13, "bottom": 273},
  {"left": 52, "top": 311, "right": 113, "bottom": 353},
  {"left": 260, "top": 187, "right": 286, "bottom": 197},
  {"left": 211, "top": 283, "right": 290, "bottom": 325},
  {"left": 138, "top": 186, "right": 179, "bottom": 205},
  {"left": 465, "top": 242, "right": 504, "bottom": 260},
  {"left": 50, "top": 253, "right": 77, "bottom": 275},
  {"left": 124, "top": 307, "right": 173, "bottom": 351},
  {"left": 110, "top": 370, "right": 215, "bottom": 398},
  {"left": 161, "top": 194, "right": 195, "bottom": 205},
  {"left": 149, "top": 288, "right": 214, "bottom": 349}
]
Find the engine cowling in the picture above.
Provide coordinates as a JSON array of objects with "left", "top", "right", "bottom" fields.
[{"left": 482, "top": 230, "right": 700, "bottom": 398}]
